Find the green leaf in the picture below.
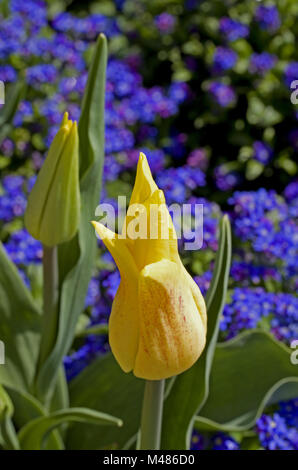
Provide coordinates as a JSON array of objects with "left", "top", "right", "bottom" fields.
[
  {"left": 6, "top": 387, "right": 64, "bottom": 450},
  {"left": 0, "top": 242, "right": 41, "bottom": 392},
  {"left": 35, "top": 34, "right": 107, "bottom": 402},
  {"left": 78, "top": 33, "right": 107, "bottom": 179},
  {"left": 195, "top": 330, "right": 298, "bottom": 432},
  {"left": 67, "top": 353, "right": 144, "bottom": 450},
  {"left": 19, "top": 407, "right": 122, "bottom": 450},
  {"left": 161, "top": 215, "right": 232, "bottom": 450}
]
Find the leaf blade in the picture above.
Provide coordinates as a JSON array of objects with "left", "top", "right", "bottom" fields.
[
  {"left": 19, "top": 407, "right": 122, "bottom": 450},
  {"left": 0, "top": 242, "right": 41, "bottom": 392},
  {"left": 195, "top": 330, "right": 298, "bottom": 432},
  {"left": 67, "top": 353, "right": 144, "bottom": 450},
  {"left": 35, "top": 34, "right": 107, "bottom": 402}
]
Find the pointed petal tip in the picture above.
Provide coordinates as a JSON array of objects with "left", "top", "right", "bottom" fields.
[
  {"left": 139, "top": 151, "right": 147, "bottom": 160},
  {"left": 69, "top": 120, "right": 78, "bottom": 136},
  {"left": 91, "top": 221, "right": 116, "bottom": 240},
  {"left": 61, "top": 112, "right": 69, "bottom": 128},
  {"left": 62, "top": 111, "right": 69, "bottom": 121}
]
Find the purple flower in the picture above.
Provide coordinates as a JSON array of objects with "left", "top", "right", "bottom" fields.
[
  {"left": 208, "top": 82, "right": 236, "bottom": 107},
  {"left": 214, "top": 165, "right": 240, "bottom": 190},
  {"left": 0, "top": 138, "right": 14, "bottom": 157},
  {"left": 4, "top": 229, "right": 43, "bottom": 265},
  {"left": 154, "top": 13, "right": 176, "bottom": 34},
  {"left": 190, "top": 430, "right": 205, "bottom": 450},
  {"left": 284, "top": 180, "right": 298, "bottom": 202},
  {"left": 103, "top": 155, "right": 122, "bottom": 182},
  {"left": 231, "top": 261, "right": 281, "bottom": 286},
  {"left": 187, "top": 149, "right": 209, "bottom": 171},
  {"left": 102, "top": 271, "right": 120, "bottom": 300},
  {"left": 213, "top": 47, "right": 238, "bottom": 73},
  {"left": 157, "top": 166, "right": 206, "bottom": 204},
  {"left": 255, "top": 5, "right": 281, "bottom": 32},
  {"left": 284, "top": 62, "right": 298, "bottom": 88},
  {"left": 194, "top": 271, "right": 213, "bottom": 296},
  {"left": 256, "top": 413, "right": 298, "bottom": 450},
  {"left": 219, "top": 17, "right": 249, "bottom": 41},
  {"left": 0, "top": 65, "right": 17, "bottom": 82},
  {"left": 250, "top": 52, "right": 277, "bottom": 75},
  {"left": 13, "top": 100, "right": 34, "bottom": 126},
  {"left": 211, "top": 433, "right": 240, "bottom": 450},
  {"left": 52, "top": 12, "right": 118, "bottom": 38},
  {"left": 26, "top": 64, "right": 58, "bottom": 85},
  {"left": 0, "top": 175, "right": 27, "bottom": 222},
  {"left": 221, "top": 287, "right": 298, "bottom": 342},
  {"left": 252, "top": 141, "right": 273, "bottom": 164},
  {"left": 288, "top": 129, "right": 298, "bottom": 151},
  {"left": 278, "top": 399, "right": 298, "bottom": 429},
  {"left": 168, "top": 82, "right": 189, "bottom": 104}
]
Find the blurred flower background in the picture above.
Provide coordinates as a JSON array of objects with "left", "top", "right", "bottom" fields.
[{"left": 0, "top": 0, "right": 297, "bottom": 450}]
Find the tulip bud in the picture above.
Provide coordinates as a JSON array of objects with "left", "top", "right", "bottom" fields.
[
  {"left": 92, "top": 152, "right": 207, "bottom": 380},
  {"left": 25, "top": 113, "right": 80, "bottom": 247}
]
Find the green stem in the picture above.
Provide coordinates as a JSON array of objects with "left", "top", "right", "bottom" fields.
[
  {"left": 37, "top": 245, "right": 59, "bottom": 371},
  {"left": 139, "top": 380, "right": 165, "bottom": 450}
]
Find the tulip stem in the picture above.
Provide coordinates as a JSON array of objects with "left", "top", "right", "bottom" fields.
[
  {"left": 38, "top": 245, "right": 59, "bottom": 370},
  {"left": 139, "top": 380, "right": 165, "bottom": 450}
]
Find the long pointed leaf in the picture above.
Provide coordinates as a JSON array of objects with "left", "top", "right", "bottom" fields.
[
  {"left": 0, "top": 242, "right": 41, "bottom": 392},
  {"left": 67, "top": 354, "right": 144, "bottom": 450},
  {"left": 19, "top": 407, "right": 122, "bottom": 450},
  {"left": 7, "top": 387, "right": 64, "bottom": 449},
  {"left": 195, "top": 330, "right": 298, "bottom": 432},
  {"left": 35, "top": 35, "right": 107, "bottom": 402}
]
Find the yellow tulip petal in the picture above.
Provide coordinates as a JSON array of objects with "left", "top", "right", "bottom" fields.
[
  {"left": 129, "top": 152, "right": 158, "bottom": 205},
  {"left": 61, "top": 111, "right": 69, "bottom": 128},
  {"left": 91, "top": 221, "right": 138, "bottom": 281},
  {"left": 133, "top": 259, "right": 207, "bottom": 380},
  {"left": 131, "top": 189, "right": 180, "bottom": 270},
  {"left": 121, "top": 152, "right": 158, "bottom": 238},
  {"left": 92, "top": 222, "right": 140, "bottom": 373},
  {"left": 109, "top": 279, "right": 139, "bottom": 372}
]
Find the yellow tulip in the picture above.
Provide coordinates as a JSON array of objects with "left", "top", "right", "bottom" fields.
[
  {"left": 92, "top": 152, "right": 207, "bottom": 380},
  {"left": 25, "top": 112, "right": 80, "bottom": 247}
]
